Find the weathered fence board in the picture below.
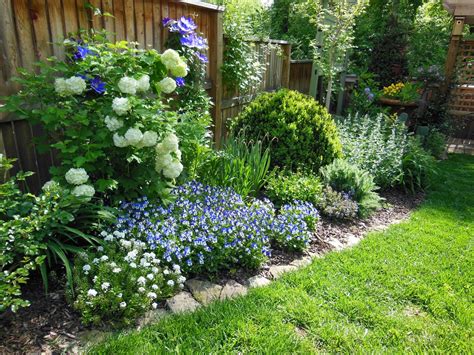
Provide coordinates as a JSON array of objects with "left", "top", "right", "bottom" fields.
[{"left": 289, "top": 60, "right": 313, "bottom": 95}]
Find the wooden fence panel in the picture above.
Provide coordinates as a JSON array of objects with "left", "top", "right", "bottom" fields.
[{"left": 289, "top": 60, "right": 313, "bottom": 95}]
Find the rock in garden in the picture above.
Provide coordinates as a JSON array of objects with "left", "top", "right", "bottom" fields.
[
  {"left": 269, "top": 265, "right": 297, "bottom": 279},
  {"left": 326, "top": 238, "right": 345, "bottom": 251},
  {"left": 137, "top": 308, "right": 169, "bottom": 329},
  {"left": 345, "top": 233, "right": 360, "bottom": 247},
  {"left": 185, "top": 279, "right": 223, "bottom": 305},
  {"left": 220, "top": 280, "right": 248, "bottom": 300},
  {"left": 247, "top": 275, "right": 272, "bottom": 288},
  {"left": 166, "top": 291, "right": 201, "bottom": 313},
  {"left": 290, "top": 256, "right": 312, "bottom": 268}
]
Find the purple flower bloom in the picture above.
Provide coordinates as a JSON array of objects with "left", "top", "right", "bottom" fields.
[
  {"left": 196, "top": 52, "right": 208, "bottom": 63},
  {"left": 90, "top": 76, "right": 106, "bottom": 94},
  {"left": 177, "top": 16, "right": 197, "bottom": 35},
  {"left": 175, "top": 77, "right": 185, "bottom": 87},
  {"left": 180, "top": 33, "right": 208, "bottom": 50},
  {"left": 73, "top": 45, "right": 92, "bottom": 60},
  {"left": 364, "top": 87, "right": 371, "bottom": 94},
  {"left": 162, "top": 17, "right": 172, "bottom": 27},
  {"left": 368, "top": 93, "right": 375, "bottom": 101}
]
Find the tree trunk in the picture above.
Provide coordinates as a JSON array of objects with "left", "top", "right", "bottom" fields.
[{"left": 325, "top": 76, "right": 333, "bottom": 111}]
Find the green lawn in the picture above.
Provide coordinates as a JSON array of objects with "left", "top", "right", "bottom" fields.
[{"left": 91, "top": 155, "right": 474, "bottom": 354}]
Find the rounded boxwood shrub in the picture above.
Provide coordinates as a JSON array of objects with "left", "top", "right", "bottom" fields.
[{"left": 231, "top": 89, "right": 342, "bottom": 171}]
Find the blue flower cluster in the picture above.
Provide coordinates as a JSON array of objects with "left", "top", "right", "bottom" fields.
[
  {"left": 114, "top": 182, "right": 319, "bottom": 274},
  {"left": 162, "top": 16, "right": 209, "bottom": 63},
  {"left": 364, "top": 87, "right": 375, "bottom": 101}
]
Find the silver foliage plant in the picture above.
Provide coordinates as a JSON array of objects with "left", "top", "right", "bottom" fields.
[{"left": 338, "top": 113, "right": 407, "bottom": 188}]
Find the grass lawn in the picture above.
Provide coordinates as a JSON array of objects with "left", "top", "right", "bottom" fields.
[{"left": 91, "top": 155, "right": 474, "bottom": 354}]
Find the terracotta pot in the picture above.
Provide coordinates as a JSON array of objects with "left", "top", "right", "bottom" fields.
[{"left": 378, "top": 97, "right": 419, "bottom": 107}]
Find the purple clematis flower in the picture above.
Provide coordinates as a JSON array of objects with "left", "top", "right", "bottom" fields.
[
  {"left": 73, "top": 45, "right": 92, "bottom": 60},
  {"left": 162, "top": 17, "right": 172, "bottom": 27},
  {"left": 175, "top": 77, "right": 185, "bottom": 87},
  {"left": 177, "top": 16, "right": 197, "bottom": 35},
  {"left": 90, "top": 76, "right": 106, "bottom": 94},
  {"left": 180, "top": 33, "right": 208, "bottom": 50},
  {"left": 196, "top": 52, "right": 208, "bottom": 63}
]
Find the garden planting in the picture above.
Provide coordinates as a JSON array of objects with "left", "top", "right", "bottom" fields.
[{"left": 0, "top": 1, "right": 463, "bottom": 352}]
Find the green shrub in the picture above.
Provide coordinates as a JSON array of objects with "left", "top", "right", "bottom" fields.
[
  {"left": 423, "top": 129, "right": 446, "bottom": 159},
  {"left": 338, "top": 113, "right": 407, "bottom": 188},
  {"left": 318, "top": 186, "right": 359, "bottom": 220},
  {"left": 401, "top": 137, "right": 437, "bottom": 193},
  {"left": 320, "top": 159, "right": 381, "bottom": 218},
  {"left": 231, "top": 89, "right": 342, "bottom": 171},
  {"left": 265, "top": 170, "right": 323, "bottom": 208},
  {"left": 196, "top": 133, "right": 270, "bottom": 198}
]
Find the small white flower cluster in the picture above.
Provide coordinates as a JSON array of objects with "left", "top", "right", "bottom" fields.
[
  {"left": 104, "top": 116, "right": 123, "bottom": 131},
  {"left": 155, "top": 133, "right": 183, "bottom": 179},
  {"left": 75, "top": 228, "right": 185, "bottom": 324},
  {"left": 158, "top": 49, "right": 188, "bottom": 94},
  {"left": 54, "top": 76, "right": 87, "bottom": 96},
  {"left": 113, "top": 127, "right": 158, "bottom": 149},
  {"left": 117, "top": 75, "right": 150, "bottom": 95},
  {"left": 65, "top": 167, "right": 95, "bottom": 200},
  {"left": 112, "top": 97, "right": 131, "bottom": 116}
]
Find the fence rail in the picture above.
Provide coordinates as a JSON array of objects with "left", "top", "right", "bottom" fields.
[{"left": 0, "top": 0, "right": 303, "bottom": 192}]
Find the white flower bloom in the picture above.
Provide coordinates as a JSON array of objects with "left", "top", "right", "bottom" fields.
[
  {"left": 42, "top": 180, "right": 59, "bottom": 191},
  {"left": 146, "top": 273, "right": 154, "bottom": 280},
  {"left": 163, "top": 269, "right": 170, "bottom": 275},
  {"left": 66, "top": 76, "right": 87, "bottom": 95},
  {"left": 112, "top": 97, "right": 131, "bottom": 116},
  {"left": 139, "top": 131, "right": 158, "bottom": 148},
  {"left": 65, "top": 168, "right": 89, "bottom": 185},
  {"left": 158, "top": 77, "right": 176, "bottom": 94},
  {"left": 113, "top": 133, "right": 129, "bottom": 148},
  {"left": 137, "top": 276, "right": 146, "bottom": 285},
  {"left": 97, "top": 246, "right": 104, "bottom": 252},
  {"left": 117, "top": 293, "right": 123, "bottom": 298},
  {"left": 170, "top": 60, "right": 188, "bottom": 77},
  {"left": 110, "top": 262, "right": 117, "bottom": 268},
  {"left": 100, "top": 231, "right": 108, "bottom": 237},
  {"left": 87, "top": 289, "right": 98, "bottom": 297},
  {"left": 104, "top": 116, "right": 123, "bottom": 131},
  {"left": 161, "top": 49, "right": 181, "bottom": 70},
  {"left": 100, "top": 255, "right": 109, "bottom": 262},
  {"left": 104, "top": 234, "right": 114, "bottom": 242},
  {"left": 130, "top": 262, "right": 137, "bottom": 268},
  {"left": 72, "top": 184, "right": 95, "bottom": 200},
  {"left": 161, "top": 133, "right": 179, "bottom": 152},
  {"left": 120, "top": 301, "right": 127, "bottom": 309},
  {"left": 92, "top": 258, "right": 99, "bottom": 264},
  {"left": 162, "top": 161, "right": 183, "bottom": 179},
  {"left": 83, "top": 264, "right": 91, "bottom": 273},
  {"left": 54, "top": 78, "right": 69, "bottom": 95},
  {"left": 118, "top": 76, "right": 138, "bottom": 95},
  {"left": 114, "top": 231, "right": 125, "bottom": 238},
  {"left": 152, "top": 284, "right": 158, "bottom": 290},
  {"left": 172, "top": 264, "right": 181, "bottom": 272},
  {"left": 121, "top": 240, "right": 132, "bottom": 249},
  {"left": 152, "top": 302, "right": 157, "bottom": 309},
  {"left": 124, "top": 127, "right": 143, "bottom": 146},
  {"left": 112, "top": 267, "right": 122, "bottom": 273},
  {"left": 136, "top": 75, "right": 150, "bottom": 92},
  {"left": 147, "top": 292, "right": 157, "bottom": 299},
  {"left": 138, "top": 287, "right": 145, "bottom": 293},
  {"left": 93, "top": 276, "right": 98, "bottom": 282},
  {"left": 151, "top": 266, "right": 159, "bottom": 274},
  {"left": 178, "top": 276, "right": 186, "bottom": 284},
  {"left": 167, "top": 280, "right": 175, "bottom": 287},
  {"left": 101, "top": 282, "right": 110, "bottom": 291}
]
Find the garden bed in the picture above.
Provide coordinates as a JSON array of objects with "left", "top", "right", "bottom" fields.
[{"left": 0, "top": 189, "right": 423, "bottom": 354}]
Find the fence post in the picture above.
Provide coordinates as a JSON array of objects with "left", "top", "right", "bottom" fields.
[
  {"left": 443, "top": 16, "right": 465, "bottom": 96},
  {"left": 209, "top": 10, "right": 224, "bottom": 148},
  {"left": 281, "top": 43, "right": 291, "bottom": 88}
]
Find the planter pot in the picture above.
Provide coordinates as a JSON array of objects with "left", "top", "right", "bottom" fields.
[
  {"left": 378, "top": 97, "right": 420, "bottom": 127},
  {"left": 378, "top": 97, "right": 419, "bottom": 107}
]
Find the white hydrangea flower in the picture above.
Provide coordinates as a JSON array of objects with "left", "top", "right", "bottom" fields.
[
  {"left": 100, "top": 255, "right": 109, "bottom": 261},
  {"left": 139, "top": 131, "right": 158, "bottom": 148},
  {"left": 161, "top": 133, "right": 179, "bottom": 152},
  {"left": 152, "top": 284, "right": 158, "bottom": 290},
  {"left": 158, "top": 77, "right": 176, "bottom": 94},
  {"left": 163, "top": 269, "right": 170, "bottom": 275},
  {"left": 112, "top": 97, "right": 131, "bottom": 116},
  {"left": 162, "top": 161, "right": 183, "bottom": 179},
  {"left": 161, "top": 49, "right": 181, "bottom": 70},
  {"left": 113, "top": 133, "right": 129, "bottom": 148},
  {"left": 118, "top": 76, "right": 138, "bottom": 95},
  {"left": 146, "top": 273, "right": 154, "bottom": 280},
  {"left": 66, "top": 76, "right": 87, "bottom": 95},
  {"left": 136, "top": 75, "right": 150, "bottom": 92},
  {"left": 54, "top": 78, "right": 69, "bottom": 95},
  {"left": 42, "top": 180, "right": 59, "bottom": 191},
  {"left": 72, "top": 184, "right": 95, "bottom": 200},
  {"left": 112, "top": 267, "right": 122, "bottom": 273},
  {"left": 171, "top": 60, "right": 188, "bottom": 77},
  {"left": 120, "top": 301, "right": 127, "bottom": 309},
  {"left": 104, "top": 116, "right": 123, "bottom": 131},
  {"left": 87, "top": 289, "right": 98, "bottom": 297},
  {"left": 65, "top": 168, "right": 89, "bottom": 185},
  {"left": 124, "top": 127, "right": 143, "bottom": 146},
  {"left": 130, "top": 262, "right": 137, "bottom": 268},
  {"left": 138, "top": 287, "right": 145, "bottom": 293}
]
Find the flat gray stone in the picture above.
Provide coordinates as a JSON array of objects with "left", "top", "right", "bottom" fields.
[
  {"left": 290, "top": 256, "right": 312, "bottom": 268},
  {"left": 185, "top": 279, "right": 223, "bottom": 305},
  {"left": 247, "top": 275, "right": 272, "bottom": 288},
  {"left": 269, "top": 265, "right": 297, "bottom": 279},
  {"left": 344, "top": 234, "right": 360, "bottom": 247},
  {"left": 326, "top": 238, "right": 344, "bottom": 251},
  {"left": 220, "top": 280, "right": 248, "bottom": 300},
  {"left": 166, "top": 291, "right": 201, "bottom": 313},
  {"left": 137, "top": 308, "right": 169, "bottom": 329}
]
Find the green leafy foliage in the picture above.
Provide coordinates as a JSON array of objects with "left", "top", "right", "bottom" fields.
[
  {"left": 422, "top": 129, "right": 446, "bottom": 159},
  {"left": 197, "top": 133, "right": 271, "bottom": 198},
  {"left": 337, "top": 113, "right": 407, "bottom": 188},
  {"left": 318, "top": 186, "right": 359, "bottom": 220},
  {"left": 320, "top": 159, "right": 381, "bottom": 218},
  {"left": 265, "top": 170, "right": 323, "bottom": 208},
  {"left": 232, "top": 90, "right": 342, "bottom": 172},
  {"left": 401, "top": 137, "right": 437, "bottom": 193}
]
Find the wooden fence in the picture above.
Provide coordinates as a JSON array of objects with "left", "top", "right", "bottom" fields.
[
  {"left": 289, "top": 60, "right": 313, "bottom": 95},
  {"left": 0, "top": 0, "right": 299, "bottom": 192}
]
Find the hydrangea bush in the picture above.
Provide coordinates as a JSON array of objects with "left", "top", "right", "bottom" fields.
[
  {"left": 1, "top": 34, "right": 203, "bottom": 202},
  {"left": 73, "top": 234, "right": 184, "bottom": 326}
]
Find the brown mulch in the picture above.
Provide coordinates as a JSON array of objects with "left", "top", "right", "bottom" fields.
[{"left": 0, "top": 189, "right": 423, "bottom": 354}]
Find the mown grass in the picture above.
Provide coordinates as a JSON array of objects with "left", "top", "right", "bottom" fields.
[{"left": 91, "top": 155, "right": 474, "bottom": 354}]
